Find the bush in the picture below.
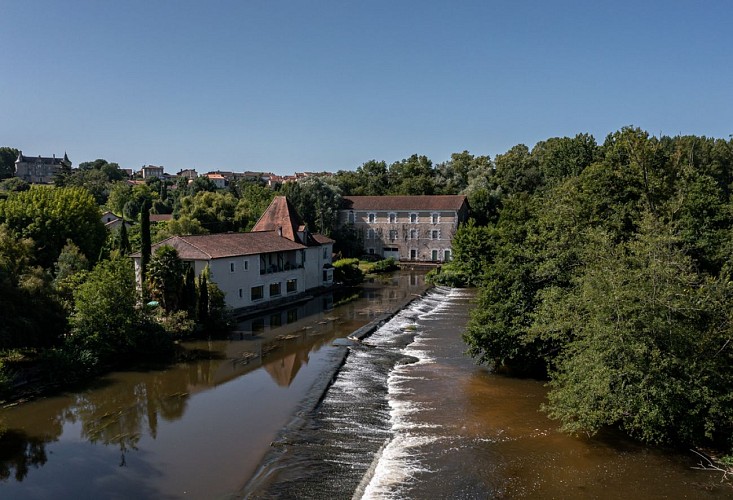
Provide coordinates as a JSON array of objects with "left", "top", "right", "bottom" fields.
[
  {"left": 368, "top": 257, "right": 399, "bottom": 274},
  {"left": 38, "top": 347, "right": 100, "bottom": 385},
  {"left": 333, "top": 258, "right": 364, "bottom": 285},
  {"left": 426, "top": 263, "right": 470, "bottom": 287}
]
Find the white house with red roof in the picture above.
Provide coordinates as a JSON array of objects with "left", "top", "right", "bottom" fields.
[{"left": 132, "top": 196, "right": 333, "bottom": 312}]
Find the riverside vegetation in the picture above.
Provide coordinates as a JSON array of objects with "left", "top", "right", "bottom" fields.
[
  {"left": 1, "top": 128, "right": 732, "bottom": 473},
  {"left": 428, "top": 127, "right": 733, "bottom": 473}
]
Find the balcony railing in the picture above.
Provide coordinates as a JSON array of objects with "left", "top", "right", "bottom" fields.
[{"left": 260, "top": 262, "right": 304, "bottom": 275}]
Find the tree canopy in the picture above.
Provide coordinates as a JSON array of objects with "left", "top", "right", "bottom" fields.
[
  {"left": 442, "top": 127, "right": 733, "bottom": 451},
  {"left": 0, "top": 186, "right": 106, "bottom": 269}
]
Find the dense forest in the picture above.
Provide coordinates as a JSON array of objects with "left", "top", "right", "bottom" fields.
[
  {"left": 429, "top": 127, "right": 733, "bottom": 463},
  {"left": 1, "top": 127, "right": 732, "bottom": 466}
]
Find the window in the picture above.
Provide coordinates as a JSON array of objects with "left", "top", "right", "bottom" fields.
[
  {"left": 410, "top": 249, "right": 417, "bottom": 260},
  {"left": 431, "top": 249, "right": 439, "bottom": 261},
  {"left": 444, "top": 249, "right": 452, "bottom": 262},
  {"left": 348, "top": 211, "right": 355, "bottom": 224},
  {"left": 409, "top": 229, "right": 418, "bottom": 240},
  {"left": 409, "top": 213, "right": 418, "bottom": 223},
  {"left": 431, "top": 213, "right": 440, "bottom": 224},
  {"left": 230, "top": 262, "right": 235, "bottom": 273},
  {"left": 243, "top": 260, "right": 249, "bottom": 271},
  {"left": 270, "top": 282, "right": 281, "bottom": 297},
  {"left": 286, "top": 279, "right": 297, "bottom": 293},
  {"left": 367, "top": 228, "right": 375, "bottom": 240},
  {"left": 389, "top": 229, "right": 398, "bottom": 241},
  {"left": 239, "top": 288, "right": 243, "bottom": 298},
  {"left": 251, "top": 285, "right": 264, "bottom": 301},
  {"left": 368, "top": 212, "right": 376, "bottom": 223},
  {"left": 431, "top": 229, "right": 439, "bottom": 240},
  {"left": 368, "top": 248, "right": 375, "bottom": 254},
  {"left": 388, "top": 212, "right": 396, "bottom": 223},
  {"left": 270, "top": 313, "right": 282, "bottom": 327},
  {"left": 323, "top": 247, "right": 328, "bottom": 259}
]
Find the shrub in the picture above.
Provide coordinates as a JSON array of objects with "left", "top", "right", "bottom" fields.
[
  {"left": 333, "top": 258, "right": 364, "bottom": 285},
  {"left": 368, "top": 257, "right": 399, "bottom": 274}
]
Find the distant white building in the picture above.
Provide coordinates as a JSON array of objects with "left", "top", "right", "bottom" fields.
[{"left": 140, "top": 165, "right": 164, "bottom": 179}]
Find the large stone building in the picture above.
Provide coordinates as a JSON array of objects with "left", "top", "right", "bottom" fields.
[
  {"left": 133, "top": 196, "right": 334, "bottom": 313},
  {"left": 14, "top": 151, "right": 71, "bottom": 184},
  {"left": 338, "top": 195, "right": 469, "bottom": 262}
]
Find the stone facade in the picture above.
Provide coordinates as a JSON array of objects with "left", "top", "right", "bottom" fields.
[
  {"left": 14, "top": 151, "right": 71, "bottom": 184},
  {"left": 338, "top": 195, "right": 469, "bottom": 262}
]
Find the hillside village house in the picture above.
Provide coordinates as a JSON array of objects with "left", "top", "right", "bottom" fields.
[
  {"left": 133, "top": 196, "right": 334, "bottom": 313},
  {"left": 140, "top": 165, "right": 165, "bottom": 179},
  {"left": 338, "top": 195, "right": 469, "bottom": 262},
  {"left": 14, "top": 151, "right": 71, "bottom": 184}
]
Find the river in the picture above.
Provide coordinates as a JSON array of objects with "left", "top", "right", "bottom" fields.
[{"left": 0, "top": 275, "right": 729, "bottom": 498}]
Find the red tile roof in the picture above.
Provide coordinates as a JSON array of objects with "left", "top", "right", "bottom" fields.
[
  {"left": 136, "top": 232, "right": 306, "bottom": 260},
  {"left": 341, "top": 195, "right": 467, "bottom": 211},
  {"left": 312, "top": 233, "right": 335, "bottom": 245},
  {"left": 150, "top": 214, "right": 173, "bottom": 223},
  {"left": 252, "top": 196, "right": 303, "bottom": 242}
]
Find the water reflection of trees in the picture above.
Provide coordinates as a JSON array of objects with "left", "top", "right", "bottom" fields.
[
  {"left": 0, "top": 271, "right": 429, "bottom": 482},
  {"left": 71, "top": 370, "right": 193, "bottom": 464},
  {"left": 0, "top": 429, "right": 48, "bottom": 481},
  {"left": 0, "top": 368, "right": 195, "bottom": 482}
]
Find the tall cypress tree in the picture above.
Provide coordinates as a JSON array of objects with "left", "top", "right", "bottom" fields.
[
  {"left": 182, "top": 265, "right": 197, "bottom": 319},
  {"left": 140, "top": 199, "right": 151, "bottom": 293},
  {"left": 197, "top": 274, "right": 209, "bottom": 323},
  {"left": 118, "top": 217, "right": 130, "bottom": 255}
]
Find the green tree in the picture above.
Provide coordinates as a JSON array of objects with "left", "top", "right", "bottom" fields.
[
  {"left": 197, "top": 273, "right": 209, "bottom": 323},
  {"left": 531, "top": 134, "right": 598, "bottom": 185},
  {"left": 0, "top": 177, "right": 29, "bottom": 193},
  {"left": 140, "top": 199, "right": 151, "bottom": 289},
  {"left": 0, "top": 186, "right": 106, "bottom": 269},
  {"left": 436, "top": 151, "right": 492, "bottom": 194},
  {"left": 118, "top": 218, "right": 131, "bottom": 255},
  {"left": 388, "top": 154, "right": 436, "bottom": 195},
  {"left": 70, "top": 257, "right": 170, "bottom": 365},
  {"left": 147, "top": 246, "right": 184, "bottom": 312},
  {"left": 493, "top": 144, "right": 542, "bottom": 195},
  {"left": 106, "top": 181, "right": 133, "bottom": 216},
  {"left": 0, "top": 147, "right": 19, "bottom": 180},
  {"left": 279, "top": 177, "right": 342, "bottom": 235},
  {"left": 175, "top": 191, "right": 240, "bottom": 233},
  {"left": 54, "top": 240, "right": 90, "bottom": 282},
  {"left": 540, "top": 219, "right": 733, "bottom": 446}
]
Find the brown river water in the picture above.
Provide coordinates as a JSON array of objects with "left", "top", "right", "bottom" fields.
[{"left": 0, "top": 273, "right": 729, "bottom": 498}]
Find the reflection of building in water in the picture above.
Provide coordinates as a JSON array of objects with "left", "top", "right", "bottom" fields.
[{"left": 264, "top": 350, "right": 311, "bottom": 387}]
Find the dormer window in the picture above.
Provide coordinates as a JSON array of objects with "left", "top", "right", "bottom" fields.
[
  {"left": 431, "top": 213, "right": 440, "bottom": 224},
  {"left": 388, "top": 212, "right": 397, "bottom": 223},
  {"left": 368, "top": 213, "right": 376, "bottom": 223},
  {"left": 410, "top": 213, "right": 418, "bottom": 224}
]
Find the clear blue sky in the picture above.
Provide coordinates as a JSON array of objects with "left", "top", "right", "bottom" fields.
[{"left": 2, "top": 1, "right": 731, "bottom": 175}]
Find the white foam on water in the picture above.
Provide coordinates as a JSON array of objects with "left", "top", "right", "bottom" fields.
[{"left": 357, "top": 287, "right": 464, "bottom": 499}]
